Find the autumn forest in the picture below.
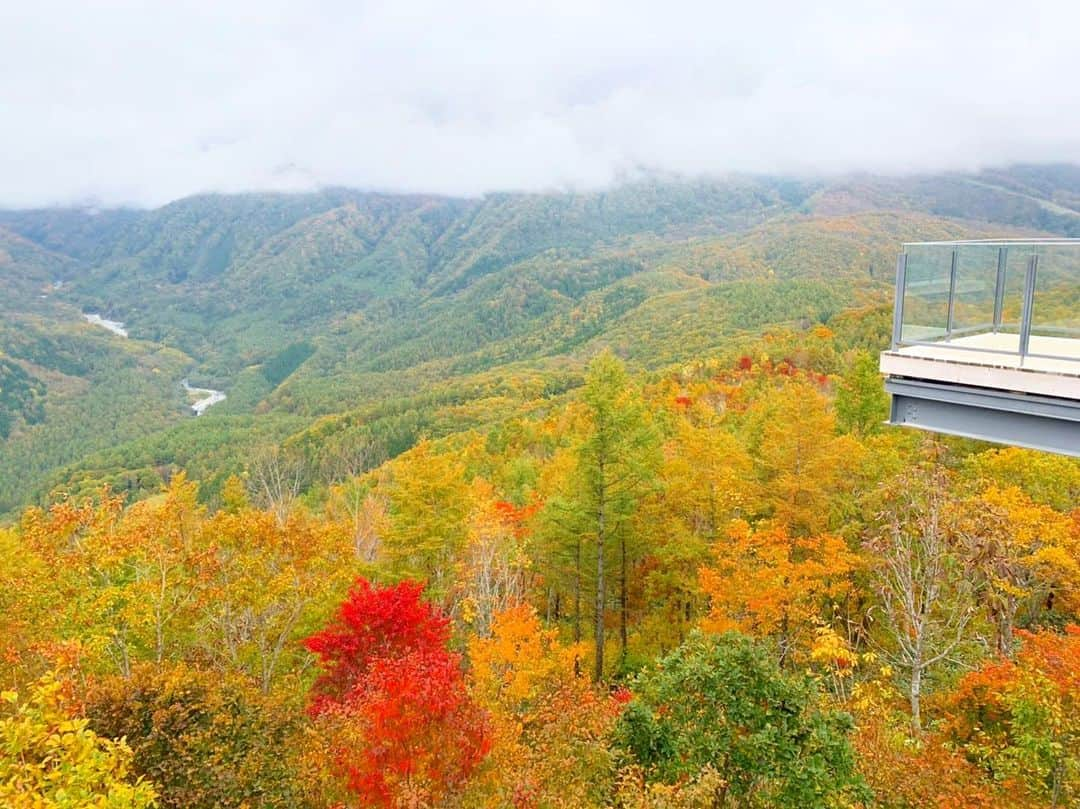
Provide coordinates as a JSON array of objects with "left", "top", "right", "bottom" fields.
[{"left": 2, "top": 170, "right": 1080, "bottom": 808}]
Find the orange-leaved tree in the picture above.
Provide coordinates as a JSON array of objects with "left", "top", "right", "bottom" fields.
[
  {"left": 466, "top": 604, "right": 624, "bottom": 808},
  {"left": 699, "top": 519, "right": 859, "bottom": 666},
  {"left": 945, "top": 625, "right": 1080, "bottom": 806}
]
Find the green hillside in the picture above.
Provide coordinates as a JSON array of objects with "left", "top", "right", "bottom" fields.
[{"left": 0, "top": 168, "right": 1074, "bottom": 516}]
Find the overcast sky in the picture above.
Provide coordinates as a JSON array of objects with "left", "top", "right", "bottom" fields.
[{"left": 1, "top": 0, "right": 1078, "bottom": 208}]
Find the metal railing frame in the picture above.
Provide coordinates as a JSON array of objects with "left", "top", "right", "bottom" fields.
[
  {"left": 891, "top": 253, "right": 907, "bottom": 349},
  {"left": 1019, "top": 254, "right": 1038, "bottom": 362},
  {"left": 992, "top": 246, "right": 1007, "bottom": 332},
  {"left": 893, "top": 240, "right": 1078, "bottom": 365}
]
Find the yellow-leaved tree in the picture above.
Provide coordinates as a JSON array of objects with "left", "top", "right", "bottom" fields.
[
  {"left": 750, "top": 381, "right": 862, "bottom": 536},
  {"left": 383, "top": 439, "right": 470, "bottom": 600},
  {"left": 0, "top": 675, "right": 157, "bottom": 808},
  {"left": 200, "top": 506, "right": 358, "bottom": 692},
  {"left": 632, "top": 412, "right": 755, "bottom": 656},
  {"left": 956, "top": 484, "right": 1079, "bottom": 656}
]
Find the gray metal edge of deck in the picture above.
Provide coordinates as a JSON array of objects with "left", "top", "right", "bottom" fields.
[{"left": 884, "top": 377, "right": 1080, "bottom": 458}]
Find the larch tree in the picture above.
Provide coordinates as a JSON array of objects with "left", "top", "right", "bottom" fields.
[
  {"left": 834, "top": 350, "right": 889, "bottom": 436},
  {"left": 570, "top": 352, "right": 660, "bottom": 681},
  {"left": 382, "top": 439, "right": 470, "bottom": 601},
  {"left": 534, "top": 441, "right": 586, "bottom": 643},
  {"left": 633, "top": 413, "right": 755, "bottom": 654},
  {"left": 655, "top": 413, "right": 755, "bottom": 543},
  {"left": 753, "top": 380, "right": 861, "bottom": 536}
]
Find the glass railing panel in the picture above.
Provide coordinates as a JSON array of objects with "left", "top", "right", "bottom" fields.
[
  {"left": 895, "top": 239, "right": 1080, "bottom": 363},
  {"left": 998, "top": 246, "right": 1030, "bottom": 336},
  {"left": 900, "top": 244, "right": 952, "bottom": 343},
  {"left": 950, "top": 243, "right": 1001, "bottom": 338},
  {"left": 1030, "top": 244, "right": 1080, "bottom": 358}
]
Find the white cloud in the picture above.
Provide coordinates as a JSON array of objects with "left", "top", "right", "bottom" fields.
[{"left": 1, "top": 0, "right": 1078, "bottom": 207}]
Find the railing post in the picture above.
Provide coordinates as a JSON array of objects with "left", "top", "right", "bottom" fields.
[
  {"left": 891, "top": 252, "right": 907, "bottom": 349},
  {"left": 992, "top": 247, "right": 1007, "bottom": 332},
  {"left": 1019, "top": 253, "right": 1038, "bottom": 362},
  {"left": 945, "top": 249, "right": 958, "bottom": 338}
]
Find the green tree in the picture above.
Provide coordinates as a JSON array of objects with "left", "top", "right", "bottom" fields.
[
  {"left": 564, "top": 352, "right": 660, "bottom": 680},
  {"left": 835, "top": 350, "right": 889, "bottom": 435},
  {"left": 383, "top": 439, "right": 470, "bottom": 600},
  {"left": 617, "top": 631, "right": 870, "bottom": 808}
]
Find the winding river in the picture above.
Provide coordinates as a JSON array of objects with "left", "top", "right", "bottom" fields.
[
  {"left": 82, "top": 312, "right": 226, "bottom": 416},
  {"left": 182, "top": 379, "right": 227, "bottom": 416},
  {"left": 83, "top": 313, "right": 128, "bottom": 337}
]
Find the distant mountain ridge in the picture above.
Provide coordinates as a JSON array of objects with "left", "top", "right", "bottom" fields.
[{"left": 0, "top": 165, "right": 1076, "bottom": 515}]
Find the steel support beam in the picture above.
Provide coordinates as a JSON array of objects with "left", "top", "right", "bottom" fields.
[{"left": 885, "top": 377, "right": 1080, "bottom": 457}]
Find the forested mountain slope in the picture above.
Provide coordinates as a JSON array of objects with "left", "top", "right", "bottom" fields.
[
  {"left": 4, "top": 165, "right": 1080, "bottom": 809},
  {"left": 0, "top": 167, "right": 1074, "bottom": 515}
]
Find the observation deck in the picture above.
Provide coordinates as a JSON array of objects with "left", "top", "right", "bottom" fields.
[{"left": 880, "top": 239, "right": 1080, "bottom": 456}]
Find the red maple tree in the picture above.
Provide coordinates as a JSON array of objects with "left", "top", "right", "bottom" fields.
[{"left": 304, "top": 578, "right": 491, "bottom": 807}]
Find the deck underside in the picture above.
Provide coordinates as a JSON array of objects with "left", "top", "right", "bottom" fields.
[
  {"left": 880, "top": 333, "right": 1080, "bottom": 457},
  {"left": 884, "top": 378, "right": 1080, "bottom": 457}
]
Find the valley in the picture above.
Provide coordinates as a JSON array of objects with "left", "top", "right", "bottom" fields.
[
  {"left": 3, "top": 165, "right": 1080, "bottom": 809},
  {"left": 6, "top": 4, "right": 1080, "bottom": 805},
  {"left": 182, "top": 379, "right": 227, "bottom": 415},
  {"left": 2, "top": 166, "right": 1078, "bottom": 516}
]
